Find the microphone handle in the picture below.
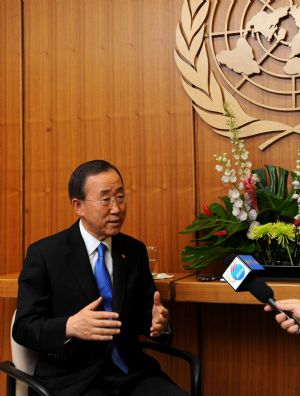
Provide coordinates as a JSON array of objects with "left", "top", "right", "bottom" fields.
[{"left": 268, "top": 298, "right": 300, "bottom": 327}]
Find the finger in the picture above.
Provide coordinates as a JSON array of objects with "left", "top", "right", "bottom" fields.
[
  {"left": 150, "top": 331, "right": 160, "bottom": 337},
  {"left": 275, "top": 312, "right": 288, "bottom": 324},
  {"left": 153, "top": 291, "right": 161, "bottom": 306},
  {"left": 150, "top": 327, "right": 165, "bottom": 337},
  {"left": 150, "top": 320, "right": 167, "bottom": 333},
  {"left": 286, "top": 324, "right": 300, "bottom": 334},
  {"left": 86, "top": 297, "right": 103, "bottom": 311},
  {"left": 150, "top": 326, "right": 163, "bottom": 334},
  {"left": 150, "top": 326, "right": 161, "bottom": 337},
  {"left": 281, "top": 321, "right": 297, "bottom": 332},
  {"left": 94, "top": 311, "right": 120, "bottom": 320},
  {"left": 90, "top": 334, "right": 115, "bottom": 341},
  {"left": 92, "top": 336, "right": 113, "bottom": 341},
  {"left": 280, "top": 318, "right": 295, "bottom": 329},
  {"left": 92, "top": 326, "right": 121, "bottom": 335},
  {"left": 151, "top": 319, "right": 166, "bottom": 329},
  {"left": 95, "top": 319, "right": 122, "bottom": 328},
  {"left": 264, "top": 304, "right": 273, "bottom": 312}
]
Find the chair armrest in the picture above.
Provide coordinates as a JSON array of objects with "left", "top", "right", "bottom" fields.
[
  {"left": 0, "top": 361, "right": 52, "bottom": 396},
  {"left": 140, "top": 341, "right": 201, "bottom": 396}
]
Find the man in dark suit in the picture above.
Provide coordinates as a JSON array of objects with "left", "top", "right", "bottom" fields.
[{"left": 13, "top": 160, "right": 189, "bottom": 396}]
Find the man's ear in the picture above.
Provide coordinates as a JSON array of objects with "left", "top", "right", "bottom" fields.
[{"left": 71, "top": 198, "right": 83, "bottom": 216}]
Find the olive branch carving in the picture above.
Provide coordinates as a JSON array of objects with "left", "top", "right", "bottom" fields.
[{"left": 174, "top": 0, "right": 300, "bottom": 150}]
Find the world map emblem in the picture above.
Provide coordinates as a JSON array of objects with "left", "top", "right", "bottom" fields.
[{"left": 175, "top": 0, "right": 300, "bottom": 150}]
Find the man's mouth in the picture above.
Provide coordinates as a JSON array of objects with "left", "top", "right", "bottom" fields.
[{"left": 108, "top": 219, "right": 121, "bottom": 224}]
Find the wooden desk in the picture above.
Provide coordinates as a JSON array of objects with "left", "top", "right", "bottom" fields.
[
  {"left": 2, "top": 272, "right": 300, "bottom": 302},
  {"left": 0, "top": 273, "right": 19, "bottom": 298},
  {"left": 0, "top": 272, "right": 193, "bottom": 301},
  {"left": 173, "top": 274, "right": 300, "bottom": 304},
  {"left": 153, "top": 273, "right": 193, "bottom": 301}
]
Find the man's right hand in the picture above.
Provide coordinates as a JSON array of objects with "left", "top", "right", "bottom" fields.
[{"left": 66, "top": 297, "right": 121, "bottom": 341}]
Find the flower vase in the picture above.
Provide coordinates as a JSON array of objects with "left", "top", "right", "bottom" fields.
[{"left": 260, "top": 263, "right": 300, "bottom": 281}]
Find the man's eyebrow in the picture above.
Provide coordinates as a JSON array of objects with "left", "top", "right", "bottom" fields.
[
  {"left": 98, "top": 189, "right": 112, "bottom": 195},
  {"left": 99, "top": 187, "right": 124, "bottom": 195}
]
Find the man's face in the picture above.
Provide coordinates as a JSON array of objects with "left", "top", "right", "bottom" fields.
[{"left": 72, "top": 169, "right": 126, "bottom": 240}]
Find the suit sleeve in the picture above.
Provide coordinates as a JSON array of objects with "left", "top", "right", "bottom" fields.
[{"left": 13, "top": 244, "right": 69, "bottom": 356}]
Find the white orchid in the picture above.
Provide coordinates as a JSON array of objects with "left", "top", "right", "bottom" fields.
[
  {"left": 249, "top": 209, "right": 258, "bottom": 221},
  {"left": 237, "top": 211, "right": 248, "bottom": 221},
  {"left": 215, "top": 105, "right": 258, "bottom": 223},
  {"left": 228, "top": 188, "right": 240, "bottom": 201},
  {"left": 233, "top": 198, "right": 243, "bottom": 208}
]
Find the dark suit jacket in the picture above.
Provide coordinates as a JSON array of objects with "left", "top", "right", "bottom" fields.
[{"left": 13, "top": 221, "right": 166, "bottom": 395}]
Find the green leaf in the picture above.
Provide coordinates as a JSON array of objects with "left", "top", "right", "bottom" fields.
[
  {"left": 266, "top": 164, "right": 278, "bottom": 195},
  {"left": 277, "top": 167, "right": 289, "bottom": 199},
  {"left": 255, "top": 165, "right": 297, "bottom": 221},
  {"left": 182, "top": 239, "right": 256, "bottom": 270}
]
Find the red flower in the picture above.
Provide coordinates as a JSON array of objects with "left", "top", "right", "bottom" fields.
[
  {"left": 203, "top": 203, "right": 212, "bottom": 216},
  {"left": 213, "top": 230, "right": 227, "bottom": 236},
  {"left": 294, "top": 219, "right": 300, "bottom": 226},
  {"left": 241, "top": 174, "right": 258, "bottom": 210}
]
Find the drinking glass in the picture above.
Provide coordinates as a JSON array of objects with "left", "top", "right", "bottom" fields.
[{"left": 146, "top": 246, "right": 158, "bottom": 274}]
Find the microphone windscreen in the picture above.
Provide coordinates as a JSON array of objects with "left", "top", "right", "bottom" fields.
[{"left": 246, "top": 277, "right": 274, "bottom": 303}]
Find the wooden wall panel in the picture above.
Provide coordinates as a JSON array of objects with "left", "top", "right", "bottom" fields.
[
  {"left": 0, "top": 0, "right": 22, "bottom": 273},
  {"left": 201, "top": 304, "right": 300, "bottom": 396},
  {"left": 23, "top": 0, "right": 194, "bottom": 273},
  {"left": 0, "top": 1, "right": 22, "bottom": 394}
]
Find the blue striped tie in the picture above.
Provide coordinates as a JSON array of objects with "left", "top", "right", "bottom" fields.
[{"left": 94, "top": 243, "right": 128, "bottom": 373}]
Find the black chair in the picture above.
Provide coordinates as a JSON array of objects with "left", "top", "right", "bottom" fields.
[
  {"left": 0, "top": 314, "right": 201, "bottom": 396},
  {"left": 0, "top": 361, "right": 51, "bottom": 396},
  {"left": 140, "top": 341, "right": 201, "bottom": 396}
]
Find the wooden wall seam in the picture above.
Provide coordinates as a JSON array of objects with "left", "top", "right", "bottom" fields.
[{"left": 20, "top": 0, "right": 25, "bottom": 264}]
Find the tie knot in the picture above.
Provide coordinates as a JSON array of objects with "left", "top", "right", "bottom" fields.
[{"left": 97, "top": 243, "right": 107, "bottom": 257}]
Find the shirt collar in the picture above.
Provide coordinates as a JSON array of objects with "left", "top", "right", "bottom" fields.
[{"left": 79, "top": 220, "right": 112, "bottom": 255}]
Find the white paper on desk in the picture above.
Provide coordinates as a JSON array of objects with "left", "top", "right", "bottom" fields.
[{"left": 152, "top": 273, "right": 174, "bottom": 279}]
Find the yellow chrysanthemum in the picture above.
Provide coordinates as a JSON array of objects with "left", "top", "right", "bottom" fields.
[
  {"left": 269, "top": 222, "right": 296, "bottom": 247},
  {"left": 248, "top": 223, "right": 273, "bottom": 240}
]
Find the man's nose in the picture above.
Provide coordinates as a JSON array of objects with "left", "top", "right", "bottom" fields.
[{"left": 109, "top": 198, "right": 121, "bottom": 212}]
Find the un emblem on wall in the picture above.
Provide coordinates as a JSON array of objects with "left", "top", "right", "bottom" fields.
[{"left": 175, "top": 0, "right": 300, "bottom": 150}]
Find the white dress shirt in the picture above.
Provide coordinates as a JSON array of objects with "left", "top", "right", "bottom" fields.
[{"left": 79, "top": 220, "right": 113, "bottom": 282}]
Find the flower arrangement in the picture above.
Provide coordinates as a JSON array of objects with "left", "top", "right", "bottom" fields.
[{"left": 181, "top": 104, "right": 300, "bottom": 270}]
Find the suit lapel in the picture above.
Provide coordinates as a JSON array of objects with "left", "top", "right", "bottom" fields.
[
  {"left": 111, "top": 235, "right": 128, "bottom": 313},
  {"left": 66, "top": 223, "right": 128, "bottom": 310},
  {"left": 67, "top": 221, "right": 99, "bottom": 302}
]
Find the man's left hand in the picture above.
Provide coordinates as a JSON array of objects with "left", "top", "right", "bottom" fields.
[{"left": 150, "top": 291, "right": 169, "bottom": 337}]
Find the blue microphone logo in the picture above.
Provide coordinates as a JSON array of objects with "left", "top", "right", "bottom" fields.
[{"left": 230, "top": 263, "right": 246, "bottom": 281}]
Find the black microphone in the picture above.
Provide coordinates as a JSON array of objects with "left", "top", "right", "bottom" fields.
[
  {"left": 222, "top": 254, "right": 265, "bottom": 291},
  {"left": 222, "top": 254, "right": 300, "bottom": 327},
  {"left": 245, "top": 277, "right": 300, "bottom": 326}
]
